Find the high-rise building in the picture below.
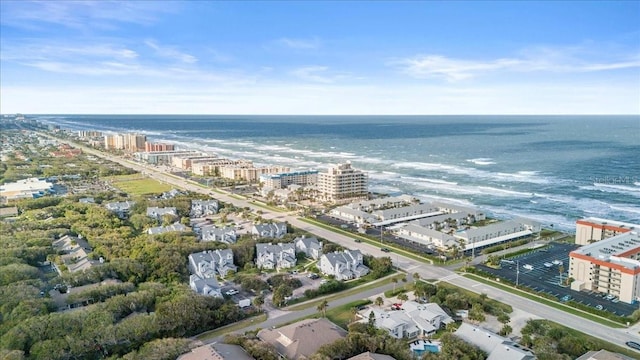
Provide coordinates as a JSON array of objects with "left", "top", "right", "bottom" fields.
[
  {"left": 570, "top": 231, "right": 640, "bottom": 303},
  {"left": 145, "top": 142, "right": 175, "bottom": 152},
  {"left": 575, "top": 217, "right": 638, "bottom": 245},
  {"left": 317, "top": 162, "right": 368, "bottom": 203}
]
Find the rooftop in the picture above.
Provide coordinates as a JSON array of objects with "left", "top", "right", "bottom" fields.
[
  {"left": 578, "top": 217, "right": 639, "bottom": 231},
  {"left": 571, "top": 232, "right": 640, "bottom": 267}
]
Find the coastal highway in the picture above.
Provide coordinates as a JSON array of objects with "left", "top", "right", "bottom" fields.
[{"left": 49, "top": 134, "right": 640, "bottom": 351}]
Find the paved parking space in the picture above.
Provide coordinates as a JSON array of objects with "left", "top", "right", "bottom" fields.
[{"left": 478, "top": 242, "right": 638, "bottom": 316}]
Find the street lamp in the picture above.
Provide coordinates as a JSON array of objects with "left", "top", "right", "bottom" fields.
[{"left": 516, "top": 259, "right": 520, "bottom": 286}]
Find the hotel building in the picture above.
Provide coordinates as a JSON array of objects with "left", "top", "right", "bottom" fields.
[
  {"left": 570, "top": 231, "right": 640, "bottom": 303},
  {"left": 220, "top": 165, "right": 290, "bottom": 183},
  {"left": 144, "top": 142, "right": 175, "bottom": 152},
  {"left": 104, "top": 133, "right": 147, "bottom": 152},
  {"left": 191, "top": 159, "right": 253, "bottom": 176},
  {"left": 575, "top": 217, "right": 638, "bottom": 245},
  {"left": 317, "top": 162, "right": 368, "bottom": 203},
  {"left": 259, "top": 170, "right": 319, "bottom": 189}
]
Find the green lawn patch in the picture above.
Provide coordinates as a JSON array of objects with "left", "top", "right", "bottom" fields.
[
  {"left": 286, "top": 273, "right": 403, "bottom": 311},
  {"left": 463, "top": 273, "right": 625, "bottom": 328},
  {"left": 106, "top": 175, "right": 173, "bottom": 195},
  {"left": 324, "top": 299, "right": 372, "bottom": 329}
]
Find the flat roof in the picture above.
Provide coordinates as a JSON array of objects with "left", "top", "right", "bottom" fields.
[
  {"left": 577, "top": 217, "right": 639, "bottom": 230},
  {"left": 571, "top": 232, "right": 640, "bottom": 273}
]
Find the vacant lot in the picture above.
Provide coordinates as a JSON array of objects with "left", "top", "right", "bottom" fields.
[{"left": 106, "top": 174, "right": 173, "bottom": 195}]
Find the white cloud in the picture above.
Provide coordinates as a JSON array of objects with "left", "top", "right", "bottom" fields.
[
  {"left": 290, "top": 66, "right": 353, "bottom": 83},
  {"left": 276, "top": 37, "right": 321, "bottom": 49},
  {"left": 0, "top": 0, "right": 174, "bottom": 30},
  {"left": 394, "top": 48, "right": 640, "bottom": 81},
  {"left": 145, "top": 40, "right": 198, "bottom": 64}
]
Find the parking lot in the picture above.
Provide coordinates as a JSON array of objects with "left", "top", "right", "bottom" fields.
[{"left": 478, "top": 242, "right": 638, "bottom": 316}]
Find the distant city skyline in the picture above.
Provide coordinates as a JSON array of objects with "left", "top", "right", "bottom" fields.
[{"left": 1, "top": 1, "right": 639, "bottom": 115}]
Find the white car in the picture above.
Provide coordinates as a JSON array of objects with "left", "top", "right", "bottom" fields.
[
  {"left": 523, "top": 264, "right": 534, "bottom": 270},
  {"left": 225, "top": 289, "right": 239, "bottom": 296}
]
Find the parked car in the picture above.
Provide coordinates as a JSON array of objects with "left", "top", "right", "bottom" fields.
[
  {"left": 307, "top": 273, "right": 320, "bottom": 280},
  {"left": 523, "top": 264, "right": 534, "bottom": 270},
  {"left": 354, "top": 239, "right": 362, "bottom": 243},
  {"left": 626, "top": 341, "right": 640, "bottom": 350},
  {"left": 381, "top": 248, "right": 391, "bottom": 253},
  {"left": 225, "top": 289, "right": 239, "bottom": 296},
  {"left": 595, "top": 304, "right": 604, "bottom": 310},
  {"left": 560, "top": 295, "right": 572, "bottom": 302}
]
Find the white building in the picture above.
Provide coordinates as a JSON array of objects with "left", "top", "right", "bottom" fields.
[
  {"left": 575, "top": 217, "right": 638, "bottom": 246},
  {"left": 319, "top": 250, "right": 370, "bottom": 280},
  {"left": 0, "top": 177, "right": 54, "bottom": 200},
  {"left": 455, "top": 323, "right": 535, "bottom": 360},
  {"left": 294, "top": 235, "right": 323, "bottom": 260},
  {"left": 570, "top": 231, "right": 640, "bottom": 303},
  {"left": 396, "top": 223, "right": 458, "bottom": 250},
  {"left": 317, "top": 162, "right": 368, "bottom": 203},
  {"left": 260, "top": 170, "right": 319, "bottom": 189},
  {"left": 361, "top": 301, "right": 453, "bottom": 338},
  {"left": 191, "top": 199, "right": 219, "bottom": 217},
  {"left": 188, "top": 249, "right": 238, "bottom": 278},
  {"left": 456, "top": 220, "right": 536, "bottom": 252},
  {"left": 255, "top": 243, "right": 297, "bottom": 270},
  {"left": 329, "top": 206, "right": 374, "bottom": 225},
  {"left": 199, "top": 224, "right": 237, "bottom": 244},
  {"left": 146, "top": 206, "right": 178, "bottom": 220},
  {"left": 147, "top": 222, "right": 190, "bottom": 235},
  {"left": 252, "top": 222, "right": 287, "bottom": 239},
  {"left": 104, "top": 201, "right": 135, "bottom": 219}
]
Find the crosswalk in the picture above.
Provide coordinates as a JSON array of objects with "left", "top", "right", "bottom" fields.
[{"left": 437, "top": 273, "right": 461, "bottom": 283}]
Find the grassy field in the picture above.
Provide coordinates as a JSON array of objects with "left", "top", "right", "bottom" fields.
[
  {"left": 286, "top": 273, "right": 404, "bottom": 311},
  {"left": 324, "top": 299, "right": 372, "bottom": 329},
  {"left": 106, "top": 174, "right": 173, "bottom": 195}
]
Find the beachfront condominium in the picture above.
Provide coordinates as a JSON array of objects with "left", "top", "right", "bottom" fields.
[
  {"left": 145, "top": 142, "right": 175, "bottom": 152},
  {"left": 317, "top": 162, "right": 368, "bottom": 203},
  {"left": 569, "top": 231, "right": 640, "bottom": 303},
  {"left": 575, "top": 217, "right": 638, "bottom": 245},
  {"left": 259, "top": 170, "right": 319, "bottom": 189},
  {"left": 104, "top": 133, "right": 147, "bottom": 152}
]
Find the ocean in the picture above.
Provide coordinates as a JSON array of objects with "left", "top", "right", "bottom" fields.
[{"left": 36, "top": 115, "right": 640, "bottom": 232}]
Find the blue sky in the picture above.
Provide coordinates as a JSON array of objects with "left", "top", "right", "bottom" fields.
[{"left": 1, "top": 1, "right": 639, "bottom": 114}]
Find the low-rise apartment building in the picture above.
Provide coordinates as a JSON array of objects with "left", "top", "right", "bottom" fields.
[
  {"left": 319, "top": 250, "right": 370, "bottom": 280},
  {"left": 146, "top": 206, "right": 178, "bottom": 220},
  {"left": 134, "top": 150, "right": 199, "bottom": 165},
  {"left": 199, "top": 224, "right": 237, "bottom": 244},
  {"left": 259, "top": 170, "right": 319, "bottom": 189},
  {"left": 294, "top": 235, "right": 323, "bottom": 260},
  {"left": 191, "top": 199, "right": 219, "bottom": 217},
  {"left": 361, "top": 301, "right": 453, "bottom": 338},
  {"left": 252, "top": 222, "right": 287, "bottom": 239},
  {"left": 575, "top": 217, "right": 638, "bottom": 245},
  {"left": 188, "top": 249, "right": 237, "bottom": 278},
  {"left": 220, "top": 165, "right": 291, "bottom": 183},
  {"left": 191, "top": 159, "right": 253, "bottom": 176},
  {"left": 255, "top": 243, "right": 297, "bottom": 270},
  {"left": 570, "top": 231, "right": 640, "bottom": 303}
]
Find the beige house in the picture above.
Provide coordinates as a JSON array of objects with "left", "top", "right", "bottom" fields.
[{"left": 258, "top": 318, "right": 347, "bottom": 359}]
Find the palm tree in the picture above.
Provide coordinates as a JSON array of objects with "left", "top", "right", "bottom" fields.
[
  {"left": 398, "top": 293, "right": 409, "bottom": 304},
  {"left": 374, "top": 296, "right": 384, "bottom": 307},
  {"left": 351, "top": 307, "right": 358, "bottom": 321},
  {"left": 317, "top": 299, "right": 329, "bottom": 318},
  {"left": 391, "top": 277, "right": 398, "bottom": 291},
  {"left": 413, "top": 272, "right": 420, "bottom": 284},
  {"left": 253, "top": 295, "right": 264, "bottom": 311}
]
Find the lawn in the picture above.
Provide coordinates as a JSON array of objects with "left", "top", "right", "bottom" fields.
[
  {"left": 324, "top": 299, "right": 372, "bottom": 329},
  {"left": 106, "top": 174, "right": 173, "bottom": 195},
  {"left": 195, "top": 313, "right": 268, "bottom": 341}
]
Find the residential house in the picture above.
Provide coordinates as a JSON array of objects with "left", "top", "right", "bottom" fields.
[
  {"left": 256, "top": 243, "right": 296, "bottom": 270},
  {"left": 319, "top": 250, "right": 370, "bottom": 280},
  {"left": 294, "top": 235, "right": 323, "bottom": 260},
  {"left": 576, "top": 349, "right": 635, "bottom": 360},
  {"left": 200, "top": 224, "right": 237, "bottom": 244},
  {"left": 52, "top": 234, "right": 97, "bottom": 273},
  {"left": 104, "top": 201, "right": 135, "bottom": 219},
  {"left": 348, "top": 352, "right": 397, "bottom": 360},
  {"left": 258, "top": 318, "right": 347, "bottom": 360},
  {"left": 361, "top": 301, "right": 453, "bottom": 339},
  {"left": 78, "top": 197, "right": 95, "bottom": 204},
  {"left": 188, "top": 249, "right": 237, "bottom": 278},
  {"left": 189, "top": 275, "right": 222, "bottom": 298},
  {"left": 146, "top": 206, "right": 178, "bottom": 220},
  {"left": 178, "top": 343, "right": 254, "bottom": 360},
  {"left": 454, "top": 323, "right": 535, "bottom": 360},
  {"left": 147, "top": 222, "right": 190, "bottom": 235},
  {"left": 160, "top": 189, "right": 183, "bottom": 199},
  {"left": 191, "top": 199, "right": 219, "bottom": 217},
  {"left": 252, "top": 222, "right": 287, "bottom": 238}
]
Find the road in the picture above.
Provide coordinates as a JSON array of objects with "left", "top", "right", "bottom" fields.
[{"left": 48, "top": 133, "right": 640, "bottom": 351}]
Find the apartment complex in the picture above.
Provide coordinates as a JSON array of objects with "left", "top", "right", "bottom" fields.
[
  {"left": 317, "top": 162, "right": 368, "bottom": 203},
  {"left": 570, "top": 231, "right": 640, "bottom": 303},
  {"left": 172, "top": 155, "right": 219, "bottom": 170},
  {"left": 575, "top": 217, "right": 638, "bottom": 245},
  {"left": 259, "top": 170, "right": 319, "bottom": 189},
  {"left": 221, "top": 165, "right": 291, "bottom": 182},
  {"left": 134, "top": 150, "right": 199, "bottom": 165},
  {"left": 144, "top": 142, "right": 175, "bottom": 152},
  {"left": 104, "top": 133, "right": 146, "bottom": 152},
  {"left": 191, "top": 159, "right": 253, "bottom": 176}
]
